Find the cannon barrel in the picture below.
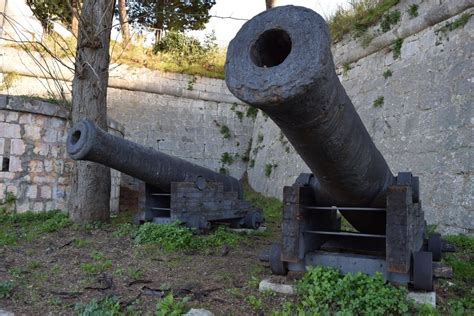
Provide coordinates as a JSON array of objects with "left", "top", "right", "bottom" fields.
[
  {"left": 66, "top": 119, "right": 243, "bottom": 197},
  {"left": 225, "top": 6, "right": 394, "bottom": 232}
]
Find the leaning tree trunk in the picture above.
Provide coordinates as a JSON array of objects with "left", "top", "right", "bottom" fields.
[
  {"left": 69, "top": 0, "right": 116, "bottom": 224},
  {"left": 266, "top": 0, "right": 276, "bottom": 9},
  {"left": 118, "top": 0, "right": 131, "bottom": 44}
]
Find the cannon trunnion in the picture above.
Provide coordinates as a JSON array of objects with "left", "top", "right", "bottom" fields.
[
  {"left": 225, "top": 5, "right": 441, "bottom": 290},
  {"left": 67, "top": 120, "right": 263, "bottom": 230}
]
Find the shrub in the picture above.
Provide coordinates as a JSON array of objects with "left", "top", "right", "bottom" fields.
[{"left": 153, "top": 31, "right": 219, "bottom": 69}]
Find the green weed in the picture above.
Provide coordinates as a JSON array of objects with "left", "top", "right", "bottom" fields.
[
  {"left": 156, "top": 293, "right": 189, "bottom": 316},
  {"left": 373, "top": 96, "right": 384, "bottom": 108},
  {"left": 220, "top": 125, "right": 231, "bottom": 139},
  {"left": 383, "top": 69, "right": 393, "bottom": 78},
  {"left": 380, "top": 10, "right": 401, "bottom": 32},
  {"left": 221, "top": 152, "right": 235, "bottom": 165},
  {"left": 286, "top": 266, "right": 409, "bottom": 315},
  {"left": 134, "top": 222, "right": 241, "bottom": 252},
  {"left": 245, "top": 295, "right": 263, "bottom": 311},
  {"left": 113, "top": 223, "right": 137, "bottom": 238},
  {"left": 408, "top": 4, "right": 418, "bottom": 18},
  {"left": 264, "top": 163, "right": 278, "bottom": 177},
  {"left": 75, "top": 296, "right": 122, "bottom": 316},
  {"left": 80, "top": 260, "right": 113, "bottom": 275},
  {"left": 392, "top": 38, "right": 403, "bottom": 59},
  {"left": 440, "top": 13, "right": 471, "bottom": 33},
  {"left": 245, "top": 107, "right": 259, "bottom": 120},
  {"left": 0, "top": 281, "right": 15, "bottom": 298}
]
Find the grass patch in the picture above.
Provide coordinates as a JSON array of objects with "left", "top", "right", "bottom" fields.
[
  {"left": 242, "top": 182, "right": 281, "bottom": 223},
  {"left": 220, "top": 152, "right": 235, "bottom": 165},
  {"left": 112, "top": 223, "right": 138, "bottom": 238},
  {"left": 134, "top": 222, "right": 241, "bottom": 252},
  {"left": 274, "top": 266, "right": 408, "bottom": 315},
  {"left": 0, "top": 210, "right": 70, "bottom": 246},
  {"left": 75, "top": 296, "right": 122, "bottom": 316},
  {"left": 328, "top": 0, "right": 400, "bottom": 42},
  {"left": 264, "top": 163, "right": 278, "bottom": 177}
]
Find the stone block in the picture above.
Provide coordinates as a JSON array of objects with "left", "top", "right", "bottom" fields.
[
  {"left": 10, "top": 139, "right": 25, "bottom": 155},
  {"left": 29, "top": 160, "right": 43, "bottom": 173},
  {"left": 259, "top": 279, "right": 296, "bottom": 295},
  {"left": 6, "top": 185, "right": 18, "bottom": 196},
  {"left": 40, "top": 185, "right": 52, "bottom": 199},
  {"left": 0, "top": 138, "right": 4, "bottom": 154},
  {"left": 33, "top": 202, "right": 44, "bottom": 211},
  {"left": 9, "top": 156, "right": 22, "bottom": 172},
  {"left": 5, "top": 111, "right": 19, "bottom": 123},
  {"left": 19, "top": 113, "right": 34, "bottom": 124},
  {"left": 43, "top": 129, "right": 58, "bottom": 143},
  {"left": 26, "top": 185, "right": 37, "bottom": 199},
  {"left": 33, "top": 143, "right": 49, "bottom": 156},
  {"left": 407, "top": 291, "right": 436, "bottom": 308},
  {"left": 0, "top": 122, "right": 21, "bottom": 138},
  {"left": 23, "top": 125, "right": 41, "bottom": 140}
]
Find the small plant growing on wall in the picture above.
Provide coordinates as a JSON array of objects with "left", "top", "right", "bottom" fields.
[
  {"left": 264, "top": 163, "right": 278, "bottom": 177},
  {"left": 249, "top": 159, "right": 255, "bottom": 169},
  {"left": 257, "top": 133, "right": 264, "bottom": 144},
  {"left": 408, "top": 4, "right": 418, "bottom": 18},
  {"left": 187, "top": 75, "right": 197, "bottom": 90},
  {"left": 373, "top": 96, "right": 384, "bottom": 108},
  {"left": 391, "top": 38, "right": 403, "bottom": 59},
  {"left": 383, "top": 69, "right": 393, "bottom": 79},
  {"left": 342, "top": 63, "right": 351, "bottom": 76},
  {"left": 380, "top": 10, "right": 401, "bottom": 32},
  {"left": 220, "top": 125, "right": 231, "bottom": 139},
  {"left": 246, "top": 107, "right": 258, "bottom": 120},
  {"left": 219, "top": 167, "right": 228, "bottom": 175},
  {"left": 220, "top": 152, "right": 235, "bottom": 165}
]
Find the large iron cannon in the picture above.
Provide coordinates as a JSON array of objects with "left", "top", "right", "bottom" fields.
[
  {"left": 225, "top": 6, "right": 442, "bottom": 290},
  {"left": 67, "top": 119, "right": 263, "bottom": 230}
]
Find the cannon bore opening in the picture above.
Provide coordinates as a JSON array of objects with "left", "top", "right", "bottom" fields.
[
  {"left": 250, "top": 29, "right": 292, "bottom": 67},
  {"left": 71, "top": 130, "right": 81, "bottom": 145}
]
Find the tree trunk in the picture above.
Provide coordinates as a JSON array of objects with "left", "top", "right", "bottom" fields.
[
  {"left": 71, "top": 0, "right": 79, "bottom": 37},
  {"left": 118, "top": 0, "right": 131, "bottom": 44},
  {"left": 69, "top": 0, "right": 116, "bottom": 224},
  {"left": 266, "top": 0, "right": 276, "bottom": 10}
]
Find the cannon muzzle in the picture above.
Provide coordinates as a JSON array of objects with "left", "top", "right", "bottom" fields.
[
  {"left": 225, "top": 6, "right": 394, "bottom": 232},
  {"left": 67, "top": 119, "right": 243, "bottom": 197}
]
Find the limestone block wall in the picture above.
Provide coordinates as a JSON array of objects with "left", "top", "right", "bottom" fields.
[
  {"left": 247, "top": 1, "right": 473, "bottom": 234},
  {"left": 0, "top": 95, "right": 124, "bottom": 213}
]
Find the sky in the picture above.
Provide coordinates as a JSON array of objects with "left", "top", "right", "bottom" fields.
[{"left": 189, "top": 0, "right": 350, "bottom": 46}]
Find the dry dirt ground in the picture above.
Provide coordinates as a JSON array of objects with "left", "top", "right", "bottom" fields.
[{"left": 0, "top": 212, "right": 290, "bottom": 315}]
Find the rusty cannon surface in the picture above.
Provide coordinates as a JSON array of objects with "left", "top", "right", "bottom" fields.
[
  {"left": 225, "top": 5, "right": 444, "bottom": 290},
  {"left": 67, "top": 119, "right": 263, "bottom": 230}
]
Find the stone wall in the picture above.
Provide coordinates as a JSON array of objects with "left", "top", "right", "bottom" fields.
[
  {"left": 0, "top": 95, "right": 124, "bottom": 214},
  {"left": 247, "top": 1, "right": 473, "bottom": 234}
]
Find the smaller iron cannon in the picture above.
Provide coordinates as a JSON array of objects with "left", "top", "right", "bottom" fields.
[{"left": 66, "top": 119, "right": 263, "bottom": 230}]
